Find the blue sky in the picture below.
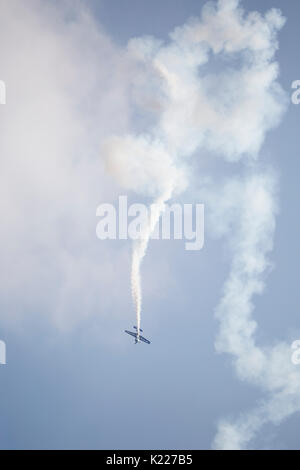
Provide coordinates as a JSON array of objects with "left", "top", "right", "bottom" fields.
[{"left": 0, "top": 0, "right": 300, "bottom": 450}]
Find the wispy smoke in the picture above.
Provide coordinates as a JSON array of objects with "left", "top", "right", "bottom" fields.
[
  {"left": 0, "top": 0, "right": 134, "bottom": 330},
  {"left": 104, "top": 135, "right": 184, "bottom": 334},
  {"left": 105, "top": 0, "right": 292, "bottom": 448},
  {"left": 2, "top": 0, "right": 295, "bottom": 448},
  {"left": 131, "top": 187, "right": 173, "bottom": 337}
]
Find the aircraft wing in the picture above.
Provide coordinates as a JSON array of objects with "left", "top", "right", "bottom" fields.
[
  {"left": 125, "top": 330, "right": 150, "bottom": 344},
  {"left": 139, "top": 335, "right": 151, "bottom": 344},
  {"left": 125, "top": 330, "right": 137, "bottom": 339}
]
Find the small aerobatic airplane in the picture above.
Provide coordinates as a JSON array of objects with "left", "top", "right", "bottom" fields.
[{"left": 125, "top": 326, "right": 151, "bottom": 345}]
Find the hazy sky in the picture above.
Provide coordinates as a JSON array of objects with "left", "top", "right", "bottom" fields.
[{"left": 0, "top": 0, "right": 299, "bottom": 450}]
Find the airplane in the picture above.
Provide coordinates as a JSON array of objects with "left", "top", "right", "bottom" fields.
[{"left": 125, "top": 326, "right": 151, "bottom": 344}]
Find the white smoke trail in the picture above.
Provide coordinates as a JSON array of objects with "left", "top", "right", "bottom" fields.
[
  {"left": 104, "top": 135, "right": 184, "bottom": 335},
  {"left": 131, "top": 186, "right": 173, "bottom": 338},
  {"left": 209, "top": 171, "right": 300, "bottom": 449},
  {"left": 1, "top": 1, "right": 295, "bottom": 447},
  {"left": 104, "top": 0, "right": 296, "bottom": 448},
  {"left": 105, "top": 0, "right": 286, "bottom": 334}
]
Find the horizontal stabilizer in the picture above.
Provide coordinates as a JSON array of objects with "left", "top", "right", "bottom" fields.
[{"left": 133, "top": 326, "right": 143, "bottom": 332}]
